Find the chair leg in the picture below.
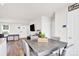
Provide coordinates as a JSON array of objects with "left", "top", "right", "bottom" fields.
[
  {"left": 58, "top": 49, "right": 61, "bottom": 56},
  {"left": 24, "top": 53, "right": 26, "bottom": 56}
]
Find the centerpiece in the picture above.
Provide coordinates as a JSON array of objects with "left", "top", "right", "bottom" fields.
[{"left": 38, "top": 32, "right": 48, "bottom": 42}]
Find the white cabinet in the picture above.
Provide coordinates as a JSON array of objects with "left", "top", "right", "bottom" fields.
[{"left": 0, "top": 38, "right": 7, "bottom": 56}]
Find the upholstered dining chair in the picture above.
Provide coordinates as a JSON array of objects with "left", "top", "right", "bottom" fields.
[
  {"left": 47, "top": 36, "right": 60, "bottom": 56},
  {"left": 48, "top": 44, "right": 67, "bottom": 56},
  {"left": 7, "top": 35, "right": 14, "bottom": 41},
  {"left": 21, "top": 40, "right": 30, "bottom": 56}
]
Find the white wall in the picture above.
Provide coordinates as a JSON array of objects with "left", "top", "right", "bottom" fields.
[
  {"left": 51, "top": 18, "right": 55, "bottom": 37},
  {"left": 41, "top": 16, "right": 51, "bottom": 38},
  {"left": 28, "top": 18, "right": 41, "bottom": 36},
  {"left": 50, "top": 13, "right": 55, "bottom": 38},
  {"left": 0, "top": 25, "right": 1, "bottom": 33},
  {"left": 0, "top": 22, "right": 28, "bottom": 38},
  {"left": 29, "top": 18, "right": 41, "bottom": 31},
  {"left": 55, "top": 6, "right": 67, "bottom": 42},
  {"left": 29, "top": 16, "right": 51, "bottom": 38}
]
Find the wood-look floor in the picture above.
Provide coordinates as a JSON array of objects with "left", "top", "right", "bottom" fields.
[{"left": 7, "top": 40, "right": 24, "bottom": 56}]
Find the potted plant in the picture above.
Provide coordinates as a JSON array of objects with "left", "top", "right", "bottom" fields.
[
  {"left": 39, "top": 32, "right": 45, "bottom": 38},
  {"left": 38, "top": 32, "right": 48, "bottom": 42}
]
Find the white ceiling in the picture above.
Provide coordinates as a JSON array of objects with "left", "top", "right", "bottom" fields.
[{"left": 0, "top": 3, "right": 68, "bottom": 23}]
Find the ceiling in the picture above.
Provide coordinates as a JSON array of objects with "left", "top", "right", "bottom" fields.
[{"left": 0, "top": 3, "right": 68, "bottom": 23}]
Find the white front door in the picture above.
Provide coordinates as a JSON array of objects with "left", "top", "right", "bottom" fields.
[{"left": 66, "top": 9, "right": 79, "bottom": 56}]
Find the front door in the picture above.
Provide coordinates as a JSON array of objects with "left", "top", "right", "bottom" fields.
[{"left": 66, "top": 9, "right": 79, "bottom": 56}]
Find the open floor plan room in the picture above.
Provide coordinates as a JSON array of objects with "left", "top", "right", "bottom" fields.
[{"left": 0, "top": 3, "right": 79, "bottom": 56}]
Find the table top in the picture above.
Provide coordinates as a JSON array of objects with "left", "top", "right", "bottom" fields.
[{"left": 25, "top": 39, "right": 67, "bottom": 55}]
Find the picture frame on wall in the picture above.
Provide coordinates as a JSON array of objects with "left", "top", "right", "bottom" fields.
[{"left": 3, "top": 25, "right": 9, "bottom": 30}]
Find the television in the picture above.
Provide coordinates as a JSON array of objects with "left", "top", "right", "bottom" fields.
[{"left": 30, "top": 24, "right": 35, "bottom": 31}]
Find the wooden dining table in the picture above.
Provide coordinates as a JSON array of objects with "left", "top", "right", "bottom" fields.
[{"left": 25, "top": 39, "right": 67, "bottom": 56}]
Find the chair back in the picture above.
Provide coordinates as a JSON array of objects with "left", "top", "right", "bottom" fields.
[
  {"left": 7, "top": 35, "right": 14, "bottom": 40},
  {"left": 21, "top": 40, "right": 30, "bottom": 56}
]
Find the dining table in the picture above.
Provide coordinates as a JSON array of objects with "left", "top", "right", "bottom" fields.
[{"left": 25, "top": 39, "right": 67, "bottom": 56}]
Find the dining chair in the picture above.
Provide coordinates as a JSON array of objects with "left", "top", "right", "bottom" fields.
[
  {"left": 7, "top": 34, "right": 19, "bottom": 41},
  {"left": 57, "top": 44, "right": 74, "bottom": 56},
  {"left": 47, "top": 36, "right": 60, "bottom": 56},
  {"left": 7, "top": 35, "right": 14, "bottom": 41},
  {"left": 21, "top": 40, "right": 30, "bottom": 56},
  {"left": 30, "top": 50, "right": 36, "bottom": 56},
  {"left": 14, "top": 35, "right": 19, "bottom": 40},
  {"left": 46, "top": 48, "right": 65, "bottom": 56},
  {"left": 48, "top": 44, "right": 67, "bottom": 56},
  {"left": 61, "top": 44, "right": 73, "bottom": 56}
]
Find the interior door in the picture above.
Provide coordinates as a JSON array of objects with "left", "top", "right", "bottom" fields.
[
  {"left": 66, "top": 9, "right": 79, "bottom": 56},
  {"left": 67, "top": 11, "right": 75, "bottom": 46},
  {"left": 66, "top": 11, "right": 75, "bottom": 56}
]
